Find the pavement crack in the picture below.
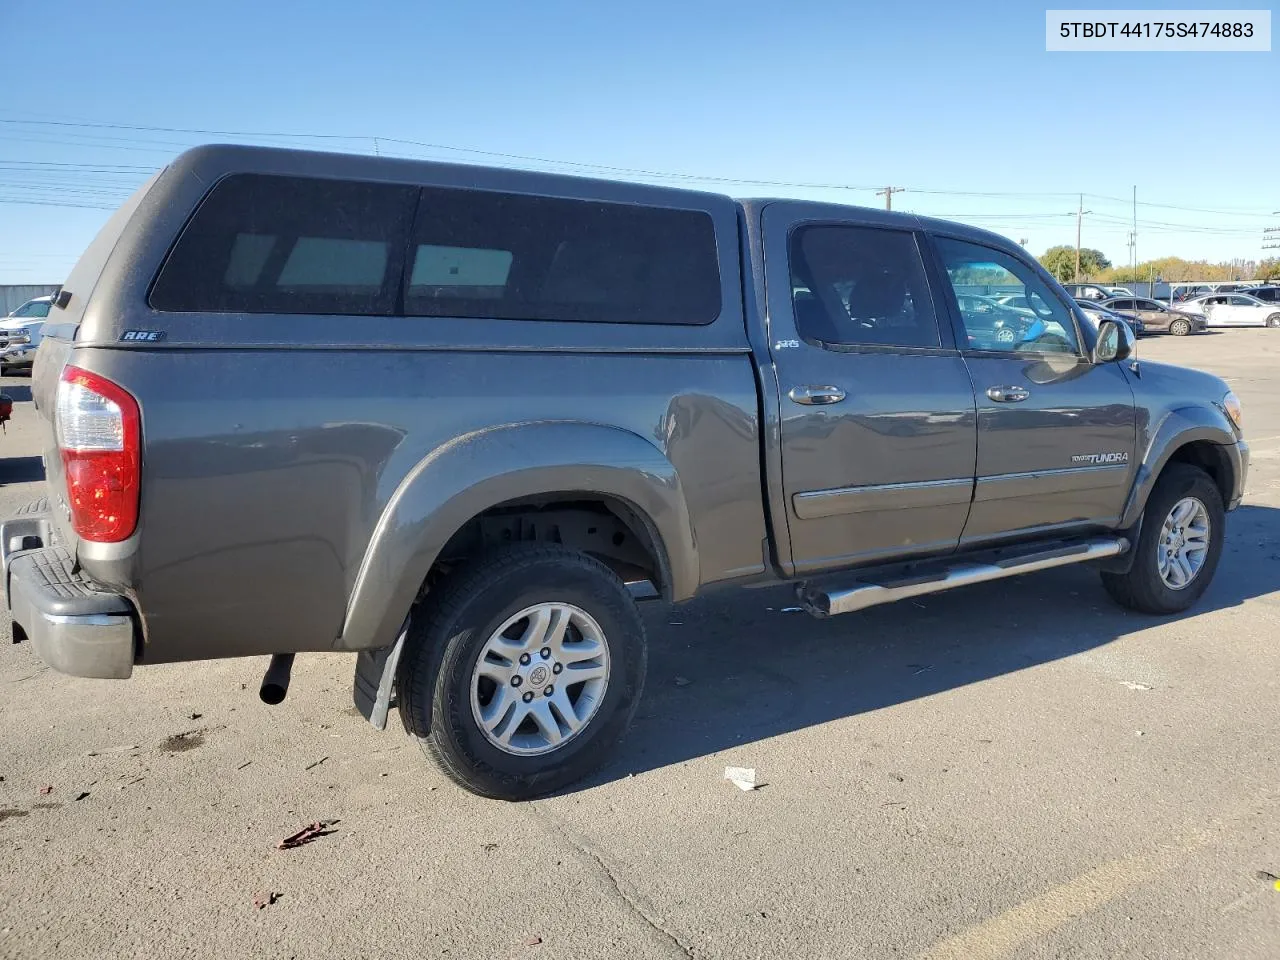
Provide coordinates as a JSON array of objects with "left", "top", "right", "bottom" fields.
[{"left": 527, "top": 801, "right": 695, "bottom": 958}]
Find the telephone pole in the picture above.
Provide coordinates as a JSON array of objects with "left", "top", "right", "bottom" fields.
[
  {"left": 1074, "top": 194, "right": 1093, "bottom": 282},
  {"left": 876, "top": 186, "right": 906, "bottom": 211},
  {"left": 1131, "top": 185, "right": 1137, "bottom": 270}
]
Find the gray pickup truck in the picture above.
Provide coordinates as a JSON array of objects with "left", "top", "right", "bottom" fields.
[{"left": 3, "top": 146, "right": 1248, "bottom": 800}]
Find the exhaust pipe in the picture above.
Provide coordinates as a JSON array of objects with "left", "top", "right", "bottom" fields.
[{"left": 259, "top": 653, "right": 296, "bottom": 705}]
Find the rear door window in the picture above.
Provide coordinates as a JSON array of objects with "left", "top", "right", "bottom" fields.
[
  {"left": 403, "top": 188, "right": 721, "bottom": 325},
  {"left": 787, "top": 225, "right": 941, "bottom": 348},
  {"left": 150, "top": 174, "right": 418, "bottom": 315}
]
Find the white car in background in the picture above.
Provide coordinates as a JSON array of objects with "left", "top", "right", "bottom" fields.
[
  {"left": 1182, "top": 293, "right": 1280, "bottom": 328},
  {"left": 0, "top": 295, "right": 52, "bottom": 374}
]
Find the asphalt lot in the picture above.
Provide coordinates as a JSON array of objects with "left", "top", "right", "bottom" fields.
[{"left": 1, "top": 332, "right": 1278, "bottom": 960}]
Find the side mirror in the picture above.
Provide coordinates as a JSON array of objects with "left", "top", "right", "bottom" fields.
[{"left": 1093, "top": 318, "right": 1135, "bottom": 364}]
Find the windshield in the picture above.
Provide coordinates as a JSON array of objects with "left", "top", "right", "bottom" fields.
[{"left": 9, "top": 299, "right": 51, "bottom": 319}]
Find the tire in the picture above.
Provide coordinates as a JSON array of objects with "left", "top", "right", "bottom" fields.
[
  {"left": 1100, "top": 464, "right": 1225, "bottom": 615},
  {"left": 1169, "top": 318, "right": 1192, "bottom": 336},
  {"left": 1266, "top": 314, "right": 1280, "bottom": 328},
  {"left": 398, "top": 543, "right": 648, "bottom": 801}
]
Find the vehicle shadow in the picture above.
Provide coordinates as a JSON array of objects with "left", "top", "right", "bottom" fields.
[
  {"left": 0, "top": 456, "right": 45, "bottom": 484},
  {"left": 580, "top": 503, "right": 1280, "bottom": 790},
  {"left": 2, "top": 385, "right": 33, "bottom": 402}
]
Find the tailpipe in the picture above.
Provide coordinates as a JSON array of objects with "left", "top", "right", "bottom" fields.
[{"left": 259, "top": 654, "right": 296, "bottom": 705}]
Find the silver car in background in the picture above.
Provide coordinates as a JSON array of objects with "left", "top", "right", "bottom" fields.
[{"left": 1180, "top": 293, "right": 1280, "bottom": 328}]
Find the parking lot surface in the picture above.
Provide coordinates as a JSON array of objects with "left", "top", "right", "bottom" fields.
[{"left": 1, "top": 331, "right": 1278, "bottom": 960}]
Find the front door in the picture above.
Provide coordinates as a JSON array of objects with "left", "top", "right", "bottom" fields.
[
  {"left": 763, "top": 207, "right": 977, "bottom": 575},
  {"left": 930, "top": 234, "right": 1138, "bottom": 544}
]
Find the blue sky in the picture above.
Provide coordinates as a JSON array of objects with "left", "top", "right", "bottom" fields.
[{"left": 1, "top": 0, "right": 1276, "bottom": 284}]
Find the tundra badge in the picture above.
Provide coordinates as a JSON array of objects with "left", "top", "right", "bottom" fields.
[{"left": 1072, "top": 452, "right": 1129, "bottom": 465}]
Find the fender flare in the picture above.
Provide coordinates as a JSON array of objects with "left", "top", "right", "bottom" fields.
[
  {"left": 1118, "top": 405, "right": 1239, "bottom": 530},
  {"left": 335, "top": 421, "right": 698, "bottom": 652}
]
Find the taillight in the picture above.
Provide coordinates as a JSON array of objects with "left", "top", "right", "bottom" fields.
[{"left": 55, "top": 365, "right": 141, "bottom": 542}]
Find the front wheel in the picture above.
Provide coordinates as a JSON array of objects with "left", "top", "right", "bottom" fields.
[
  {"left": 398, "top": 544, "right": 648, "bottom": 800},
  {"left": 1101, "top": 464, "right": 1225, "bottom": 614},
  {"left": 1266, "top": 314, "right": 1280, "bottom": 328},
  {"left": 1169, "top": 318, "right": 1192, "bottom": 336}
]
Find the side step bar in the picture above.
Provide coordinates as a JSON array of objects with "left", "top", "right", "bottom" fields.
[{"left": 798, "top": 537, "right": 1128, "bottom": 618}]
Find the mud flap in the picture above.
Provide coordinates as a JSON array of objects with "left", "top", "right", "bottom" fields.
[{"left": 352, "top": 616, "right": 409, "bottom": 731}]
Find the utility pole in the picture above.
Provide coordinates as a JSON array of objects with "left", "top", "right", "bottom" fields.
[
  {"left": 1074, "top": 194, "right": 1093, "bottom": 282},
  {"left": 876, "top": 186, "right": 905, "bottom": 211},
  {"left": 1131, "top": 185, "right": 1137, "bottom": 271}
]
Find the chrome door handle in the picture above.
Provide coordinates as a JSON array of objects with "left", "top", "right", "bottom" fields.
[
  {"left": 789, "top": 385, "right": 846, "bottom": 405},
  {"left": 987, "top": 385, "right": 1030, "bottom": 403}
]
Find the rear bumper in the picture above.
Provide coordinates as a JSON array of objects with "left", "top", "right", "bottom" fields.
[{"left": 3, "top": 501, "right": 137, "bottom": 679}]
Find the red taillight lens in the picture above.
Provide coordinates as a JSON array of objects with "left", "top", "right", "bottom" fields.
[{"left": 55, "top": 365, "right": 141, "bottom": 542}]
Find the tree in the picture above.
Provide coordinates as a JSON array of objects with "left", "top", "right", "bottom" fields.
[
  {"left": 1257, "top": 258, "right": 1280, "bottom": 281},
  {"left": 1039, "top": 246, "right": 1110, "bottom": 282},
  {"left": 1039, "top": 246, "right": 1076, "bottom": 282}
]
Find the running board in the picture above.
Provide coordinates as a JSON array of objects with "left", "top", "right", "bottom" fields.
[{"left": 798, "top": 537, "right": 1128, "bottom": 618}]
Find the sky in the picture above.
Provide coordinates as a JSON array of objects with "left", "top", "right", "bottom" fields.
[{"left": 1, "top": 0, "right": 1277, "bottom": 285}]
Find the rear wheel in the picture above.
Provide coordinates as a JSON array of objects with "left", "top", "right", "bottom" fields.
[
  {"left": 1169, "top": 318, "right": 1192, "bottom": 336},
  {"left": 398, "top": 543, "right": 647, "bottom": 800},
  {"left": 1266, "top": 314, "right": 1280, "bottom": 328},
  {"left": 1101, "top": 464, "right": 1224, "bottom": 614}
]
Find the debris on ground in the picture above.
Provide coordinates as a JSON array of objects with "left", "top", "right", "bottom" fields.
[
  {"left": 190, "top": 712, "right": 203, "bottom": 720},
  {"left": 780, "top": 607, "right": 803, "bottom": 614},
  {"left": 38, "top": 785, "right": 52, "bottom": 795},
  {"left": 1256, "top": 870, "right": 1280, "bottom": 890},
  {"left": 87, "top": 745, "right": 139, "bottom": 757},
  {"left": 724, "top": 766, "right": 759, "bottom": 791},
  {"left": 252, "top": 891, "right": 280, "bottom": 909},
  {"left": 277, "top": 821, "right": 337, "bottom": 850},
  {"left": 236, "top": 761, "right": 252, "bottom": 771},
  {"left": 908, "top": 664, "right": 932, "bottom": 676},
  {"left": 304, "top": 757, "right": 328, "bottom": 771},
  {"left": 523, "top": 935, "right": 543, "bottom": 946},
  {"left": 74, "top": 792, "right": 90, "bottom": 802},
  {"left": 482, "top": 842, "right": 498, "bottom": 853},
  {"left": 674, "top": 676, "right": 692, "bottom": 687},
  {"left": 1120, "top": 681, "right": 1151, "bottom": 691}
]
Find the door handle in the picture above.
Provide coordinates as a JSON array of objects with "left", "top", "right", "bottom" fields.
[
  {"left": 789, "top": 385, "right": 846, "bottom": 405},
  {"left": 987, "top": 385, "right": 1030, "bottom": 403}
]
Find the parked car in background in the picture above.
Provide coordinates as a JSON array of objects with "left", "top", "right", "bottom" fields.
[
  {"left": 1062, "top": 283, "right": 1113, "bottom": 301},
  {"left": 1181, "top": 293, "right": 1280, "bottom": 328},
  {"left": 1075, "top": 298, "right": 1145, "bottom": 336},
  {"left": 1104, "top": 286, "right": 1135, "bottom": 298},
  {"left": 956, "top": 294, "right": 1043, "bottom": 345},
  {"left": 0, "top": 295, "right": 51, "bottom": 374},
  {"left": 1245, "top": 285, "right": 1279, "bottom": 303},
  {"left": 1100, "top": 297, "right": 1206, "bottom": 336}
]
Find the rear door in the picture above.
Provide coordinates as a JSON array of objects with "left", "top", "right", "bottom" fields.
[
  {"left": 1199, "top": 295, "right": 1231, "bottom": 326},
  {"left": 929, "top": 234, "right": 1137, "bottom": 544},
  {"left": 762, "top": 204, "right": 977, "bottom": 574}
]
